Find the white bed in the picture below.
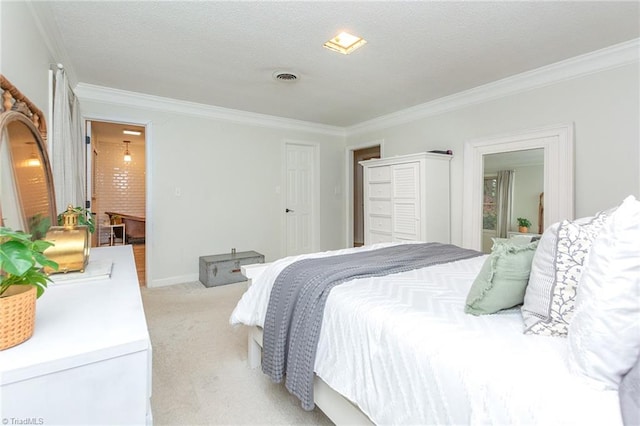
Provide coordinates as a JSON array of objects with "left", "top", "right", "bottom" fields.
[{"left": 230, "top": 241, "right": 624, "bottom": 425}]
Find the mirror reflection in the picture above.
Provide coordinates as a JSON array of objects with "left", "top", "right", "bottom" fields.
[
  {"left": 1, "top": 117, "right": 56, "bottom": 239},
  {"left": 481, "top": 148, "right": 544, "bottom": 253}
]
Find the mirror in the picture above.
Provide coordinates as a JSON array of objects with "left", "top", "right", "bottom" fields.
[
  {"left": 462, "top": 124, "right": 574, "bottom": 251},
  {"left": 481, "top": 149, "right": 544, "bottom": 253},
  {"left": 0, "top": 79, "right": 57, "bottom": 239}
]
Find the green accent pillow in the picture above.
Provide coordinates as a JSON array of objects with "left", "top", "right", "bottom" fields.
[{"left": 465, "top": 239, "right": 539, "bottom": 315}]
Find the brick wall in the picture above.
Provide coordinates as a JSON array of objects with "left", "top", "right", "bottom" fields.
[{"left": 94, "top": 140, "right": 145, "bottom": 243}]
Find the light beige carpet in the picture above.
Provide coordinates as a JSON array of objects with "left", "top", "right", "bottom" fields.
[{"left": 140, "top": 281, "right": 333, "bottom": 425}]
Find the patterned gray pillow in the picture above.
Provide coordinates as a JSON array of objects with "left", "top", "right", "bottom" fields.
[{"left": 522, "top": 211, "right": 609, "bottom": 336}]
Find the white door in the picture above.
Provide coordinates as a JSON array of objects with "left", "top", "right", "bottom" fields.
[
  {"left": 85, "top": 121, "right": 92, "bottom": 207},
  {"left": 285, "top": 143, "right": 316, "bottom": 255},
  {"left": 85, "top": 121, "right": 98, "bottom": 247}
]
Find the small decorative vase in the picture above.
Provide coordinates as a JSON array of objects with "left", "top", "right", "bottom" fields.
[{"left": 519, "top": 226, "right": 529, "bottom": 233}]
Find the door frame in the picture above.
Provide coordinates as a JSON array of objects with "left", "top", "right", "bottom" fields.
[
  {"left": 83, "top": 114, "right": 152, "bottom": 285},
  {"left": 282, "top": 139, "right": 320, "bottom": 256},
  {"left": 344, "top": 139, "right": 385, "bottom": 247}
]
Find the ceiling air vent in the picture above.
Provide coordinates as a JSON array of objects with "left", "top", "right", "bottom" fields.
[{"left": 273, "top": 71, "right": 299, "bottom": 82}]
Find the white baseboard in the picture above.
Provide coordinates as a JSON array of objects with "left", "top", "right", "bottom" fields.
[{"left": 147, "top": 273, "right": 199, "bottom": 288}]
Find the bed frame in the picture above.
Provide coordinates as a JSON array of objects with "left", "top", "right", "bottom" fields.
[{"left": 241, "top": 263, "right": 373, "bottom": 425}]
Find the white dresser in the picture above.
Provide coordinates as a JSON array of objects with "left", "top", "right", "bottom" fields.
[
  {"left": 361, "top": 152, "right": 452, "bottom": 245},
  {"left": 0, "top": 245, "right": 152, "bottom": 425}
]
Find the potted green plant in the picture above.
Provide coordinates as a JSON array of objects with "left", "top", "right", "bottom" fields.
[
  {"left": 517, "top": 217, "right": 532, "bottom": 233},
  {"left": 109, "top": 214, "right": 122, "bottom": 225},
  {"left": 0, "top": 227, "right": 58, "bottom": 350}
]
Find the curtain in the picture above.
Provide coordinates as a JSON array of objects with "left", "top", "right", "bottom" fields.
[
  {"left": 51, "top": 68, "right": 85, "bottom": 213},
  {"left": 495, "top": 170, "right": 514, "bottom": 238}
]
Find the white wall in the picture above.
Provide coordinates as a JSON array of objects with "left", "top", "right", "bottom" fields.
[
  {"left": 347, "top": 63, "right": 640, "bottom": 246},
  {"left": 0, "top": 2, "right": 54, "bottom": 125},
  {"left": 79, "top": 99, "right": 346, "bottom": 286}
]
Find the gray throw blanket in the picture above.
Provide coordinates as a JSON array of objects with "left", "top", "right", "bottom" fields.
[{"left": 261, "top": 242, "right": 483, "bottom": 410}]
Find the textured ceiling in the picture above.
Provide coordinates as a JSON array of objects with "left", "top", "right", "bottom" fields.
[{"left": 33, "top": 1, "right": 639, "bottom": 127}]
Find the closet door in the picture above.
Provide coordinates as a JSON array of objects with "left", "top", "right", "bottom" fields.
[{"left": 392, "top": 162, "right": 421, "bottom": 241}]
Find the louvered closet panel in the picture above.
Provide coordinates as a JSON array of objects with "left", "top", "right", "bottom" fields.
[
  {"left": 392, "top": 162, "right": 420, "bottom": 240},
  {"left": 361, "top": 152, "right": 451, "bottom": 245},
  {"left": 392, "top": 163, "right": 419, "bottom": 198},
  {"left": 393, "top": 202, "right": 419, "bottom": 239}
]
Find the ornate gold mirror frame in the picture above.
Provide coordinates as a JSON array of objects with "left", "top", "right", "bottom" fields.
[{"left": 0, "top": 74, "right": 57, "bottom": 238}]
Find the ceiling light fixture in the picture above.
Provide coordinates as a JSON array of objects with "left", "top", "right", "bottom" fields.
[
  {"left": 323, "top": 31, "right": 367, "bottom": 55},
  {"left": 123, "top": 140, "right": 132, "bottom": 162},
  {"left": 25, "top": 142, "right": 41, "bottom": 167},
  {"left": 123, "top": 130, "right": 141, "bottom": 136},
  {"left": 26, "top": 153, "right": 41, "bottom": 168}
]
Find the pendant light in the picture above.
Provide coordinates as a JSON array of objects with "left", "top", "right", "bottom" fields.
[{"left": 123, "top": 140, "right": 132, "bottom": 162}]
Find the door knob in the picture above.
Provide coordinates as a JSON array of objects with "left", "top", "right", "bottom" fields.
[{"left": 286, "top": 208, "right": 295, "bottom": 213}]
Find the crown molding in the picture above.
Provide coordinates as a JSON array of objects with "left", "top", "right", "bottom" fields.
[
  {"left": 74, "top": 83, "right": 345, "bottom": 137},
  {"left": 346, "top": 38, "right": 640, "bottom": 137}
]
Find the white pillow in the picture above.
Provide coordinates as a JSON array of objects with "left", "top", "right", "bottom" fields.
[
  {"left": 522, "top": 212, "right": 609, "bottom": 336},
  {"left": 567, "top": 195, "right": 640, "bottom": 390},
  {"left": 521, "top": 222, "right": 560, "bottom": 328}
]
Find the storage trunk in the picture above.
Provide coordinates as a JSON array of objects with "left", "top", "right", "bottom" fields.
[{"left": 199, "top": 251, "right": 264, "bottom": 287}]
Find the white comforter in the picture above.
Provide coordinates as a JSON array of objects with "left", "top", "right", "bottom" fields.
[{"left": 230, "top": 243, "right": 622, "bottom": 425}]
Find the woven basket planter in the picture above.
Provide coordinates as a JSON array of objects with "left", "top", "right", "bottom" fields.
[{"left": 0, "top": 285, "right": 37, "bottom": 350}]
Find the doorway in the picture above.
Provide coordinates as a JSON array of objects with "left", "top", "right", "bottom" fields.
[
  {"left": 87, "top": 120, "right": 147, "bottom": 285},
  {"left": 353, "top": 145, "right": 381, "bottom": 246}
]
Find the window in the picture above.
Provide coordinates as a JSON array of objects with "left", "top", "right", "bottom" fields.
[{"left": 483, "top": 177, "right": 497, "bottom": 230}]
